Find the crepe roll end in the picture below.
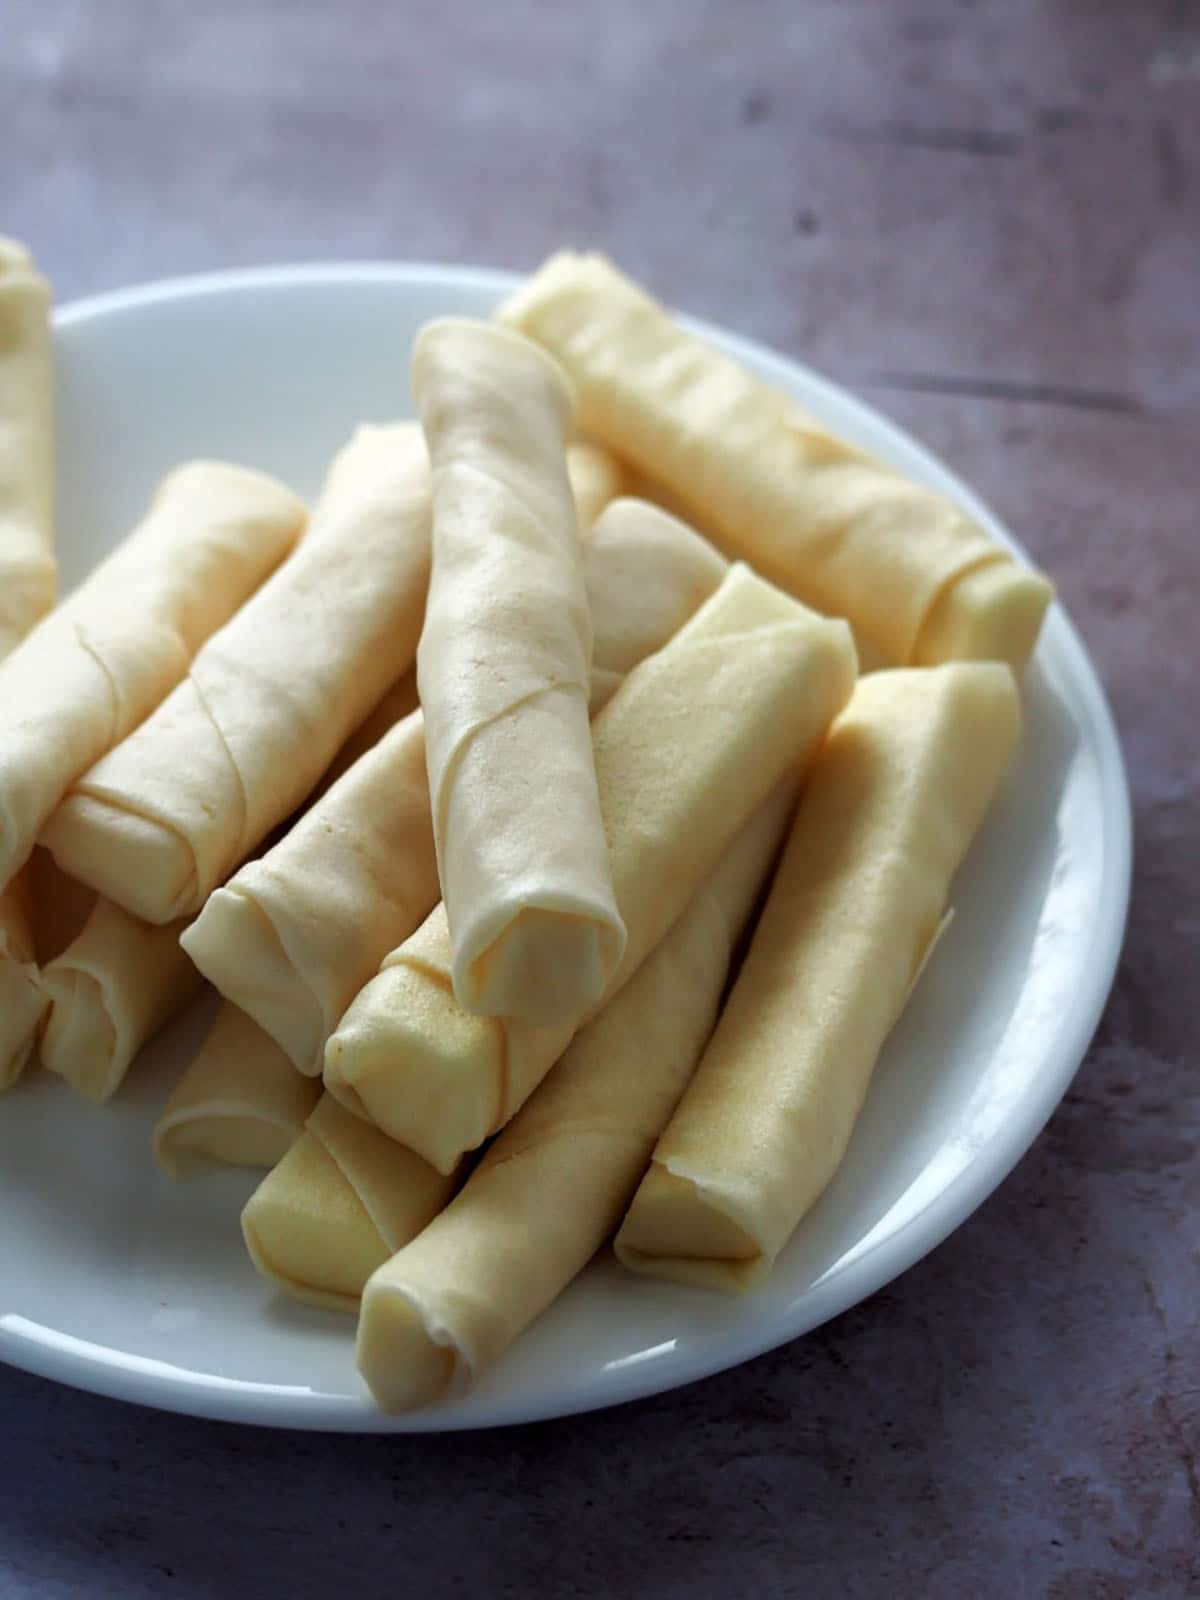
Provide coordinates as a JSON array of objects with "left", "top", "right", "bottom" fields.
[
  {"left": 241, "top": 1132, "right": 392, "bottom": 1314},
  {"left": 324, "top": 972, "right": 505, "bottom": 1173},
  {"left": 356, "top": 1278, "right": 464, "bottom": 1414},
  {"left": 455, "top": 904, "right": 625, "bottom": 1027},
  {"left": 614, "top": 1164, "right": 767, "bottom": 1293},
  {"left": 182, "top": 888, "right": 326, "bottom": 1076},
  {"left": 39, "top": 968, "right": 120, "bottom": 1103},
  {"left": 914, "top": 557, "right": 1054, "bottom": 673},
  {"left": 41, "top": 794, "right": 198, "bottom": 925}
]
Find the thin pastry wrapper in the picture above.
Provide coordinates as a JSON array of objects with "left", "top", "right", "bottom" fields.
[
  {"left": 500, "top": 251, "right": 1053, "bottom": 670},
  {"left": 0, "top": 237, "right": 55, "bottom": 657},
  {"left": 413, "top": 317, "right": 625, "bottom": 1025},
  {"left": 183, "top": 497, "right": 727, "bottom": 1074},
  {"left": 153, "top": 1003, "right": 321, "bottom": 1178},
  {"left": 356, "top": 784, "right": 795, "bottom": 1413},
  {"left": 0, "top": 460, "right": 304, "bottom": 892},
  {"left": 614, "top": 662, "right": 1022, "bottom": 1289},
  {"left": 325, "top": 563, "right": 858, "bottom": 1174},
  {"left": 241, "top": 1094, "right": 457, "bottom": 1313},
  {"left": 43, "top": 426, "right": 430, "bottom": 923},
  {"left": 39, "top": 896, "right": 203, "bottom": 1103},
  {"left": 0, "top": 865, "right": 45, "bottom": 1091}
]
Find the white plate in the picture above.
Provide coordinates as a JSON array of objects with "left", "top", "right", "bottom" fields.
[{"left": 0, "top": 264, "right": 1130, "bottom": 1432}]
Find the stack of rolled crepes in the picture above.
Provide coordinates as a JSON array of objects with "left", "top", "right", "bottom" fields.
[{"left": 4, "top": 243, "right": 1054, "bottom": 1417}]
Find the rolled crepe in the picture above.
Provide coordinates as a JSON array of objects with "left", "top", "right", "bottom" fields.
[
  {"left": 183, "top": 498, "right": 727, "bottom": 1075},
  {"left": 0, "top": 868, "right": 44, "bottom": 1092},
  {"left": 0, "top": 238, "right": 55, "bottom": 657},
  {"left": 39, "top": 897, "right": 203, "bottom": 1103},
  {"left": 153, "top": 1004, "right": 321, "bottom": 1178},
  {"left": 0, "top": 460, "right": 304, "bottom": 892},
  {"left": 242, "top": 1095, "right": 457, "bottom": 1313},
  {"left": 356, "top": 784, "right": 795, "bottom": 1412},
  {"left": 615, "top": 662, "right": 1022, "bottom": 1290},
  {"left": 413, "top": 317, "right": 625, "bottom": 1025},
  {"left": 43, "top": 425, "right": 431, "bottom": 923},
  {"left": 565, "top": 439, "right": 631, "bottom": 528},
  {"left": 500, "top": 251, "right": 1053, "bottom": 670},
  {"left": 0, "top": 235, "right": 65, "bottom": 1082},
  {"left": 326, "top": 563, "right": 858, "bottom": 1173}
]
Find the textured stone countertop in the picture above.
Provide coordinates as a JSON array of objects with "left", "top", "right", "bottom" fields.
[{"left": 1, "top": 3, "right": 1196, "bottom": 1595}]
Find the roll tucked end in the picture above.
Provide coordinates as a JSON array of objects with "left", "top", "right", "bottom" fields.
[
  {"left": 241, "top": 1132, "right": 392, "bottom": 1314},
  {"left": 356, "top": 1281, "right": 463, "bottom": 1414},
  {"left": 614, "top": 1163, "right": 766, "bottom": 1292},
  {"left": 40, "top": 794, "right": 198, "bottom": 925}
]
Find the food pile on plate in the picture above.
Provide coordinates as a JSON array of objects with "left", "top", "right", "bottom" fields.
[{"left": 0, "top": 243, "right": 1052, "bottom": 1412}]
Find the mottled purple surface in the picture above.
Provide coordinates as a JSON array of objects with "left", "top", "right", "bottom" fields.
[{"left": 2, "top": 2, "right": 1197, "bottom": 1595}]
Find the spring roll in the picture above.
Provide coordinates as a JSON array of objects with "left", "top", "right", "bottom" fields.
[
  {"left": 356, "top": 784, "right": 795, "bottom": 1412},
  {"left": 326, "top": 564, "right": 857, "bottom": 1174},
  {"left": 183, "top": 499, "right": 727, "bottom": 1074},
  {"left": 0, "top": 868, "right": 44, "bottom": 1091},
  {"left": 0, "top": 461, "right": 304, "bottom": 892},
  {"left": 38, "top": 896, "right": 203, "bottom": 1103},
  {"left": 153, "top": 1004, "right": 321, "bottom": 1177},
  {"left": 412, "top": 317, "right": 625, "bottom": 1025},
  {"left": 0, "top": 238, "right": 55, "bottom": 656},
  {"left": 43, "top": 425, "right": 431, "bottom": 924},
  {"left": 615, "top": 662, "right": 1022, "bottom": 1289},
  {"left": 500, "top": 252, "right": 1053, "bottom": 670},
  {"left": 241, "top": 1095, "right": 457, "bottom": 1313},
  {"left": 0, "top": 230, "right": 65, "bottom": 1081}
]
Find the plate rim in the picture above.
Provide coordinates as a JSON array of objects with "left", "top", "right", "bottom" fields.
[{"left": 2, "top": 260, "right": 1131, "bottom": 1431}]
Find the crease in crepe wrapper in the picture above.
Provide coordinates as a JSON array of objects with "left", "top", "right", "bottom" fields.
[
  {"left": 413, "top": 318, "right": 625, "bottom": 1024},
  {"left": 154, "top": 1003, "right": 322, "bottom": 1177},
  {"left": 614, "top": 663, "right": 1021, "bottom": 1290},
  {"left": 325, "top": 563, "right": 859, "bottom": 1174},
  {"left": 41, "top": 428, "right": 432, "bottom": 923},
  {"left": 241, "top": 1094, "right": 457, "bottom": 1313},
  {"left": 38, "top": 896, "right": 203, "bottom": 1103},
  {"left": 0, "top": 460, "right": 306, "bottom": 891},
  {"left": 184, "top": 497, "right": 727, "bottom": 1076},
  {"left": 355, "top": 784, "right": 796, "bottom": 1412},
  {"left": 499, "top": 250, "right": 1053, "bottom": 671}
]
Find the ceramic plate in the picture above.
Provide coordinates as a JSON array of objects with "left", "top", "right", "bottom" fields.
[{"left": 0, "top": 264, "right": 1131, "bottom": 1430}]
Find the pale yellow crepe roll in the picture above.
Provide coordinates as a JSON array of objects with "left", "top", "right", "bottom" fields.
[
  {"left": 0, "top": 461, "right": 304, "bottom": 892},
  {"left": 0, "top": 238, "right": 55, "bottom": 656},
  {"left": 565, "top": 440, "right": 630, "bottom": 528},
  {"left": 0, "top": 866, "right": 44, "bottom": 1092},
  {"left": 413, "top": 317, "right": 625, "bottom": 1025},
  {"left": 501, "top": 251, "right": 1053, "bottom": 671},
  {"left": 153, "top": 1004, "right": 321, "bottom": 1178},
  {"left": 241, "top": 1095, "right": 457, "bottom": 1313},
  {"left": 39, "top": 896, "right": 204, "bottom": 1102},
  {"left": 183, "top": 498, "right": 728, "bottom": 1074},
  {"left": 356, "top": 784, "right": 795, "bottom": 1412},
  {"left": 43, "top": 425, "right": 431, "bottom": 924},
  {"left": 615, "top": 662, "right": 1022, "bottom": 1290},
  {"left": 326, "top": 564, "right": 857, "bottom": 1174}
]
